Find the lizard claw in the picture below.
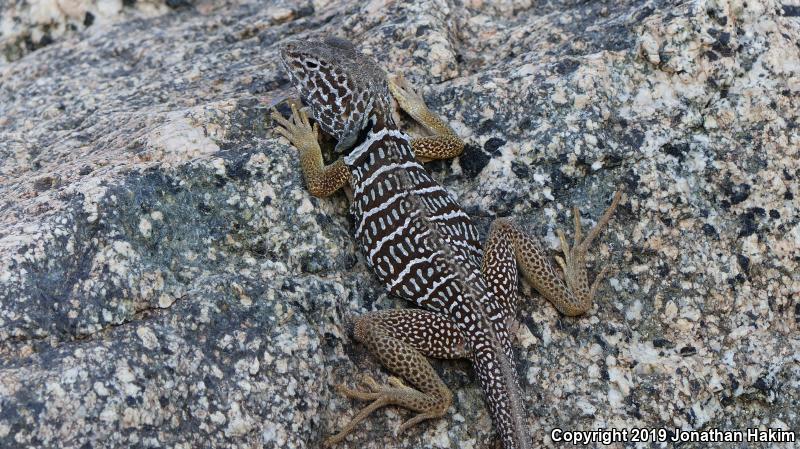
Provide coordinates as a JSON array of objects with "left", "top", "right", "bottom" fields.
[
  {"left": 554, "top": 191, "right": 622, "bottom": 313},
  {"left": 389, "top": 73, "right": 425, "bottom": 105},
  {"left": 271, "top": 103, "right": 321, "bottom": 155},
  {"left": 388, "top": 73, "right": 427, "bottom": 117}
]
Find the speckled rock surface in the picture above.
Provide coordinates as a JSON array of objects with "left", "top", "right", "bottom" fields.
[
  {"left": 0, "top": 0, "right": 178, "bottom": 63},
  {"left": 1, "top": 0, "right": 798, "bottom": 448}
]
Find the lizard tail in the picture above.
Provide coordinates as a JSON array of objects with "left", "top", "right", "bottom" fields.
[{"left": 465, "top": 320, "right": 532, "bottom": 449}]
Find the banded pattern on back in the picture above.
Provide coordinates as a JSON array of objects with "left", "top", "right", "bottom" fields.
[{"left": 344, "top": 126, "right": 483, "bottom": 314}]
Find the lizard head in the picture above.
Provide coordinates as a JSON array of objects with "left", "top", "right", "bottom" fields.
[{"left": 279, "top": 37, "right": 392, "bottom": 153}]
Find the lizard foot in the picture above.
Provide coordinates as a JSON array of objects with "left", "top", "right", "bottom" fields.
[
  {"left": 270, "top": 102, "right": 321, "bottom": 156},
  {"left": 324, "top": 374, "right": 446, "bottom": 446},
  {"left": 388, "top": 73, "right": 427, "bottom": 116},
  {"left": 554, "top": 190, "right": 622, "bottom": 307}
]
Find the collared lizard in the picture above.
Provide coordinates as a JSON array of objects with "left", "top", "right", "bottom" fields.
[{"left": 270, "top": 36, "right": 622, "bottom": 449}]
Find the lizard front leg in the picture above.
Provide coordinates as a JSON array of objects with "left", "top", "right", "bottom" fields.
[
  {"left": 271, "top": 103, "right": 351, "bottom": 197},
  {"left": 325, "top": 309, "right": 468, "bottom": 446},
  {"left": 388, "top": 74, "right": 464, "bottom": 162},
  {"left": 482, "top": 191, "right": 622, "bottom": 317}
]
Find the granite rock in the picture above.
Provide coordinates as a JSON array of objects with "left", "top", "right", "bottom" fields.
[
  {"left": 0, "top": 0, "right": 175, "bottom": 63},
  {"left": 1, "top": 0, "right": 798, "bottom": 448}
]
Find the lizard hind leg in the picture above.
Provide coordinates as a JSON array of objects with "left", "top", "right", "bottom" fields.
[
  {"left": 484, "top": 191, "right": 622, "bottom": 317},
  {"left": 388, "top": 74, "right": 464, "bottom": 161},
  {"left": 324, "top": 311, "right": 456, "bottom": 446}
]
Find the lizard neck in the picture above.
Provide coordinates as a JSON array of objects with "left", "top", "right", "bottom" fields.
[{"left": 343, "top": 114, "right": 416, "bottom": 182}]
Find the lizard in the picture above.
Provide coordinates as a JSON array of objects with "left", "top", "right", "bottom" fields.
[{"left": 270, "top": 36, "right": 622, "bottom": 449}]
